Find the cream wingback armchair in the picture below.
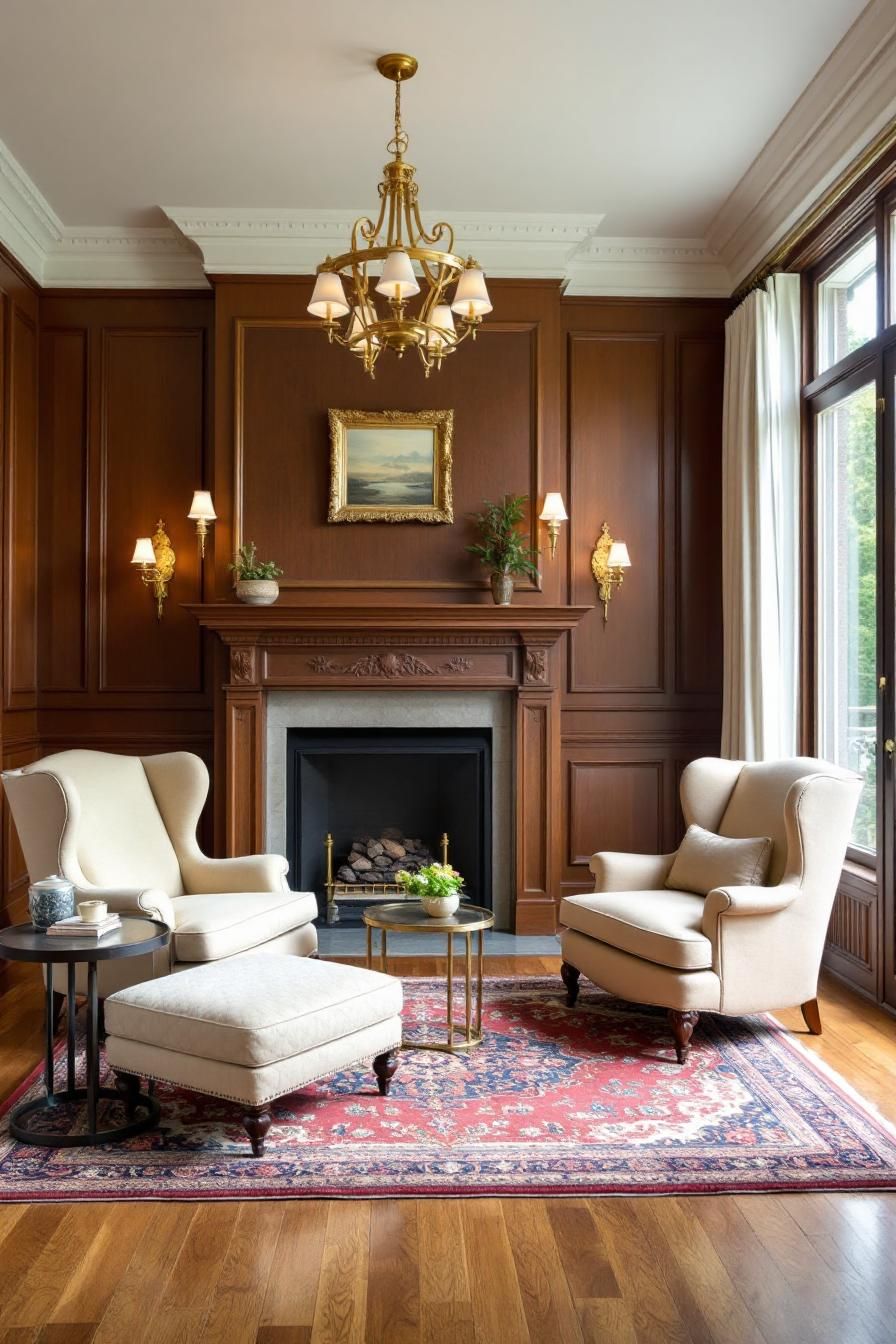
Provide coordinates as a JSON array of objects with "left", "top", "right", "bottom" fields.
[
  {"left": 558, "top": 757, "right": 862, "bottom": 1064},
  {"left": 2, "top": 750, "right": 318, "bottom": 1007}
]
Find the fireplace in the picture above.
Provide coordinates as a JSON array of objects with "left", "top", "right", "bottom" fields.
[{"left": 286, "top": 727, "right": 492, "bottom": 920}]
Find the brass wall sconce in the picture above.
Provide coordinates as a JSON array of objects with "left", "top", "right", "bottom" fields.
[
  {"left": 188, "top": 490, "right": 216, "bottom": 558},
  {"left": 591, "top": 522, "right": 631, "bottom": 623},
  {"left": 539, "top": 493, "right": 568, "bottom": 560},
  {"left": 131, "top": 520, "right": 176, "bottom": 620}
]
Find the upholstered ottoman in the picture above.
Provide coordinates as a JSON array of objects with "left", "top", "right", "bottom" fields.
[{"left": 103, "top": 954, "right": 402, "bottom": 1155}]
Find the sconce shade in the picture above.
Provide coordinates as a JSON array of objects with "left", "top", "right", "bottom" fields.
[
  {"left": 607, "top": 541, "right": 631, "bottom": 568},
  {"left": 188, "top": 490, "right": 217, "bottom": 522},
  {"left": 130, "top": 537, "right": 156, "bottom": 566},
  {"left": 375, "top": 250, "right": 420, "bottom": 300},
  {"left": 451, "top": 265, "right": 492, "bottom": 317},
  {"left": 539, "top": 492, "right": 568, "bottom": 523},
  {"left": 307, "top": 271, "right": 350, "bottom": 319}
]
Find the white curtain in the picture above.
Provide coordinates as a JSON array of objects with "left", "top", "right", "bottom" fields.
[{"left": 721, "top": 273, "right": 801, "bottom": 761}]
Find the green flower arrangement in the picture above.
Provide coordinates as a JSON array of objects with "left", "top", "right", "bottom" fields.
[{"left": 396, "top": 862, "right": 464, "bottom": 900}]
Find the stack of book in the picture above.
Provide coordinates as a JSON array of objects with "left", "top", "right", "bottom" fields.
[{"left": 47, "top": 914, "right": 122, "bottom": 939}]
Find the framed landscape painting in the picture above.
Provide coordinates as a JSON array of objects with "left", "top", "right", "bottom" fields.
[{"left": 327, "top": 409, "right": 454, "bottom": 523}]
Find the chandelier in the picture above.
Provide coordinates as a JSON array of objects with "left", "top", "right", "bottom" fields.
[{"left": 306, "top": 53, "right": 493, "bottom": 378}]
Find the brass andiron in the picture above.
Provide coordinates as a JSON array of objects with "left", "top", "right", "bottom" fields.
[
  {"left": 590, "top": 522, "right": 631, "bottom": 624},
  {"left": 131, "top": 520, "right": 176, "bottom": 620},
  {"left": 324, "top": 831, "right": 451, "bottom": 924}
]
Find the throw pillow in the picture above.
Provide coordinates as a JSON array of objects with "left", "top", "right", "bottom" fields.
[{"left": 666, "top": 824, "right": 772, "bottom": 897}]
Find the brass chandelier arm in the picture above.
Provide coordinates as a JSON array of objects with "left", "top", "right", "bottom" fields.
[{"left": 325, "top": 244, "right": 468, "bottom": 274}]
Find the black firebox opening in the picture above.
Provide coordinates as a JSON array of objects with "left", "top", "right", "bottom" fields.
[{"left": 286, "top": 727, "right": 493, "bottom": 917}]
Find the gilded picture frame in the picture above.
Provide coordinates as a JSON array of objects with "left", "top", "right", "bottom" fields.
[{"left": 327, "top": 408, "right": 454, "bottom": 524}]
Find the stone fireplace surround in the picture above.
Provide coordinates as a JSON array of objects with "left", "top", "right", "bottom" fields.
[
  {"left": 188, "top": 604, "right": 589, "bottom": 934},
  {"left": 269, "top": 691, "right": 512, "bottom": 926}
]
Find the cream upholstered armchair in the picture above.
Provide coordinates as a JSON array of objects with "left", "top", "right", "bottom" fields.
[
  {"left": 2, "top": 750, "right": 318, "bottom": 1010},
  {"left": 558, "top": 757, "right": 862, "bottom": 1063}
]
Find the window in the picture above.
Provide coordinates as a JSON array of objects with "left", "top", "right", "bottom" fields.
[
  {"left": 815, "top": 381, "right": 877, "bottom": 853},
  {"left": 816, "top": 233, "right": 877, "bottom": 374}
]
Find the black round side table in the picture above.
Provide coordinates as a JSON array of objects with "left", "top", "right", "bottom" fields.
[{"left": 0, "top": 916, "right": 170, "bottom": 1146}]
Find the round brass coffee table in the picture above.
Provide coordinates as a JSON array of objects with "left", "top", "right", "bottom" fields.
[{"left": 363, "top": 902, "right": 494, "bottom": 1053}]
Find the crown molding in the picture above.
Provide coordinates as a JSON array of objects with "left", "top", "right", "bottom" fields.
[
  {"left": 44, "top": 228, "right": 208, "bottom": 289},
  {"left": 564, "top": 237, "right": 730, "bottom": 297},
  {"left": 162, "top": 207, "right": 609, "bottom": 279},
  {"left": 708, "top": 0, "right": 896, "bottom": 288},
  {"left": 0, "top": 137, "right": 62, "bottom": 282}
]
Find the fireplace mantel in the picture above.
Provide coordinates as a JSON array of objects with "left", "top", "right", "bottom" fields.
[{"left": 188, "top": 602, "right": 591, "bottom": 933}]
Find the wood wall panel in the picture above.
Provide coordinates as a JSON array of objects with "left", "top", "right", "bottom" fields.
[
  {"left": 567, "top": 758, "right": 664, "bottom": 864},
  {"left": 675, "top": 335, "right": 724, "bottom": 695},
  {"left": 568, "top": 333, "right": 663, "bottom": 694},
  {"left": 100, "top": 328, "right": 205, "bottom": 692},
  {"left": 213, "top": 279, "right": 565, "bottom": 607},
  {"left": 6, "top": 307, "right": 38, "bottom": 706},
  {"left": 39, "top": 329, "right": 88, "bottom": 692},
  {"left": 0, "top": 246, "right": 40, "bottom": 947}
]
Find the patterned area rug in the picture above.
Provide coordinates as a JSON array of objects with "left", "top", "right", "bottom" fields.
[{"left": 1, "top": 977, "right": 894, "bottom": 1201}]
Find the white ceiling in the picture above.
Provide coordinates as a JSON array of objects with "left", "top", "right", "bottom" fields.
[{"left": 0, "top": 0, "right": 892, "bottom": 292}]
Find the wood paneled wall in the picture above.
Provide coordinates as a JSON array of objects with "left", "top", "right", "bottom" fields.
[
  {"left": 11, "top": 272, "right": 727, "bottom": 932},
  {"left": 36, "top": 291, "right": 215, "bottom": 847},
  {"left": 0, "top": 250, "right": 40, "bottom": 930}
]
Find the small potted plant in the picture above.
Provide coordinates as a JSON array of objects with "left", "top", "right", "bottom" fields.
[
  {"left": 229, "top": 542, "right": 284, "bottom": 606},
  {"left": 467, "top": 494, "right": 540, "bottom": 605},
  {"left": 396, "top": 861, "right": 465, "bottom": 918}
]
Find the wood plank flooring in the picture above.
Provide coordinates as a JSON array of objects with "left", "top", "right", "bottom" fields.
[{"left": 0, "top": 957, "right": 893, "bottom": 1344}]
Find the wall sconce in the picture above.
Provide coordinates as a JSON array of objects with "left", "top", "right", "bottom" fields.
[
  {"left": 539, "top": 493, "right": 568, "bottom": 559},
  {"left": 131, "top": 520, "right": 176, "bottom": 620},
  {"left": 188, "top": 490, "right": 216, "bottom": 558},
  {"left": 591, "top": 522, "right": 631, "bottom": 623}
]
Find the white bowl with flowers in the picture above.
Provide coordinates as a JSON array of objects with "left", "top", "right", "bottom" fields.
[{"left": 396, "top": 862, "right": 465, "bottom": 918}]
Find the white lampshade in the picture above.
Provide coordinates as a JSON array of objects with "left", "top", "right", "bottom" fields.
[
  {"left": 427, "top": 304, "right": 456, "bottom": 348},
  {"left": 188, "top": 490, "right": 216, "bottom": 522},
  {"left": 375, "top": 250, "right": 420, "bottom": 300},
  {"left": 346, "top": 303, "right": 381, "bottom": 348},
  {"left": 539, "top": 492, "right": 568, "bottom": 523},
  {"left": 130, "top": 537, "right": 156, "bottom": 566},
  {"left": 307, "top": 271, "right": 350, "bottom": 319},
  {"left": 451, "top": 265, "right": 492, "bottom": 317},
  {"left": 607, "top": 541, "right": 631, "bottom": 569}
]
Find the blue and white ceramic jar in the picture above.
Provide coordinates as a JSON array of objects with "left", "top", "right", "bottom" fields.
[{"left": 28, "top": 875, "right": 76, "bottom": 930}]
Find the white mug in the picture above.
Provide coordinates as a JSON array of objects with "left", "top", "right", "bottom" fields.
[{"left": 77, "top": 900, "right": 108, "bottom": 924}]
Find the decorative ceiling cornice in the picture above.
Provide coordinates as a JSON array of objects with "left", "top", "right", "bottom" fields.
[
  {"left": 706, "top": 0, "right": 896, "bottom": 288},
  {"left": 162, "top": 207, "right": 609, "bottom": 280},
  {"left": 565, "top": 237, "right": 730, "bottom": 297}
]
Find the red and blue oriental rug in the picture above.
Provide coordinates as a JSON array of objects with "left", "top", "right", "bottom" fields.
[{"left": 1, "top": 976, "right": 894, "bottom": 1201}]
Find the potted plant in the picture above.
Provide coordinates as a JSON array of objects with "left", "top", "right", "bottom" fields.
[
  {"left": 467, "top": 494, "right": 540, "bottom": 605},
  {"left": 396, "top": 861, "right": 465, "bottom": 918},
  {"left": 228, "top": 542, "right": 284, "bottom": 606}
]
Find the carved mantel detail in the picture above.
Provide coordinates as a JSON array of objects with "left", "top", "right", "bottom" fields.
[
  {"left": 524, "top": 649, "right": 548, "bottom": 684},
  {"left": 308, "top": 652, "right": 473, "bottom": 678},
  {"left": 230, "top": 646, "right": 257, "bottom": 684}
]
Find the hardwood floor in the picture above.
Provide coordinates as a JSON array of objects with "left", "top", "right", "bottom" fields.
[{"left": 0, "top": 957, "right": 893, "bottom": 1344}]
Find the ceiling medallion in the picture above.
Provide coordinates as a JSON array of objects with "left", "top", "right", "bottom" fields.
[{"left": 306, "top": 53, "right": 493, "bottom": 378}]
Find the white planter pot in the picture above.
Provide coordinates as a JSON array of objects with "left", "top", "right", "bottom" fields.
[
  {"left": 421, "top": 894, "right": 460, "bottom": 918},
  {"left": 235, "top": 579, "right": 279, "bottom": 606}
]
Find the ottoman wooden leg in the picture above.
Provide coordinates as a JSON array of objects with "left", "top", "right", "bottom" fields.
[
  {"left": 242, "top": 1106, "right": 272, "bottom": 1157},
  {"left": 113, "top": 1070, "right": 141, "bottom": 1119},
  {"left": 373, "top": 1049, "right": 398, "bottom": 1097}
]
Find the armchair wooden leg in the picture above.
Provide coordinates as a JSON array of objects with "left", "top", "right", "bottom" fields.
[
  {"left": 373, "top": 1049, "right": 398, "bottom": 1097},
  {"left": 242, "top": 1106, "right": 272, "bottom": 1157},
  {"left": 800, "top": 998, "right": 822, "bottom": 1035},
  {"left": 668, "top": 1009, "right": 699, "bottom": 1064},
  {"left": 560, "top": 961, "right": 581, "bottom": 1008}
]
